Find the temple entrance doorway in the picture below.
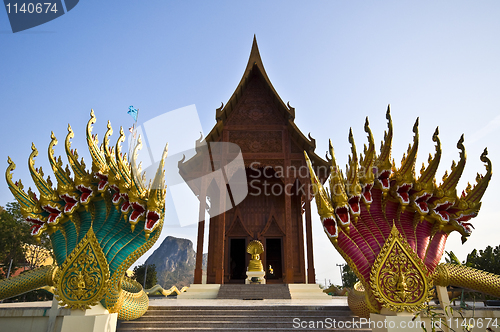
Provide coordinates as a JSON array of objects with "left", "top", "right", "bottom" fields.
[
  {"left": 229, "top": 238, "right": 247, "bottom": 283},
  {"left": 266, "top": 238, "right": 283, "bottom": 282}
]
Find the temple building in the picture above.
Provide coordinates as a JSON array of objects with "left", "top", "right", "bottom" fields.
[{"left": 179, "top": 37, "right": 329, "bottom": 285}]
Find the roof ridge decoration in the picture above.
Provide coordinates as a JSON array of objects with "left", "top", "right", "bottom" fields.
[{"left": 215, "top": 35, "right": 295, "bottom": 124}]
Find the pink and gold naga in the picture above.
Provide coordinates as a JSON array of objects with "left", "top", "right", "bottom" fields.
[{"left": 305, "top": 106, "right": 497, "bottom": 317}]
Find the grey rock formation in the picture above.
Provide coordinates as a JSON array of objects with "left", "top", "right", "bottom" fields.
[{"left": 145, "top": 236, "right": 206, "bottom": 288}]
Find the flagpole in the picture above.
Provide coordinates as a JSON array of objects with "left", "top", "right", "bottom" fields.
[{"left": 127, "top": 106, "right": 140, "bottom": 163}]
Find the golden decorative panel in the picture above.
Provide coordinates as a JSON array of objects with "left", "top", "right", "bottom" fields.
[
  {"left": 54, "top": 227, "right": 110, "bottom": 310},
  {"left": 370, "top": 225, "right": 432, "bottom": 312}
]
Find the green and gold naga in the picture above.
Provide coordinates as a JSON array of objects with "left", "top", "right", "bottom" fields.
[
  {"left": 0, "top": 110, "right": 168, "bottom": 320},
  {"left": 306, "top": 106, "right": 497, "bottom": 318}
]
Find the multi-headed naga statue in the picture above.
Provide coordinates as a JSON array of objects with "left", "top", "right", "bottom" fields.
[
  {"left": 0, "top": 111, "right": 168, "bottom": 320},
  {"left": 305, "top": 106, "right": 497, "bottom": 318}
]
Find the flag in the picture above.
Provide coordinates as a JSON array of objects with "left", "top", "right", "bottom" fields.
[{"left": 128, "top": 106, "right": 138, "bottom": 122}]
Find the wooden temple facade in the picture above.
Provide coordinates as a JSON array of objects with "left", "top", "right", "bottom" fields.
[{"left": 179, "top": 37, "right": 329, "bottom": 284}]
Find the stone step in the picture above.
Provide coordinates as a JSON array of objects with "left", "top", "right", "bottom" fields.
[
  {"left": 148, "top": 305, "right": 352, "bottom": 310},
  {"left": 138, "top": 315, "right": 362, "bottom": 322},
  {"left": 118, "top": 320, "right": 369, "bottom": 330},
  {"left": 143, "top": 311, "right": 355, "bottom": 317},
  {"left": 144, "top": 306, "right": 354, "bottom": 315},
  {"left": 117, "top": 305, "right": 368, "bottom": 332},
  {"left": 117, "top": 328, "right": 370, "bottom": 332},
  {"left": 216, "top": 284, "right": 291, "bottom": 300}
]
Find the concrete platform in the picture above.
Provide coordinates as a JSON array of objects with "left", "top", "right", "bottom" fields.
[
  {"left": 0, "top": 300, "right": 116, "bottom": 332},
  {"left": 148, "top": 297, "right": 348, "bottom": 306}
]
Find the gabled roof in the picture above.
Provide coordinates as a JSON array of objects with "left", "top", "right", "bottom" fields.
[
  {"left": 204, "top": 36, "right": 328, "bottom": 169},
  {"left": 212, "top": 35, "right": 295, "bottom": 126}
]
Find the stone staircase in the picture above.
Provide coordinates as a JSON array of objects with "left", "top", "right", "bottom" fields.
[
  {"left": 116, "top": 305, "right": 370, "bottom": 332},
  {"left": 216, "top": 284, "right": 291, "bottom": 300}
]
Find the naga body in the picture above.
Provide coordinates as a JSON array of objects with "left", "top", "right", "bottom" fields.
[
  {"left": 0, "top": 111, "right": 168, "bottom": 320},
  {"left": 305, "top": 106, "right": 496, "bottom": 318}
]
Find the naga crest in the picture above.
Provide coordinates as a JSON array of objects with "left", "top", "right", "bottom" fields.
[
  {"left": 5, "top": 110, "right": 168, "bottom": 317},
  {"left": 305, "top": 105, "right": 492, "bottom": 314}
]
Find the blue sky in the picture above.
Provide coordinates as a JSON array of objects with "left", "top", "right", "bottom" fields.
[{"left": 1, "top": 1, "right": 499, "bottom": 286}]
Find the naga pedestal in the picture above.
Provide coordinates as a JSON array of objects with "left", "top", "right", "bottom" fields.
[{"left": 60, "top": 303, "right": 117, "bottom": 332}]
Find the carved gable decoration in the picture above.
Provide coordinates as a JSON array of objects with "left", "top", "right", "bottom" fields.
[
  {"left": 229, "top": 131, "right": 282, "bottom": 153},
  {"left": 259, "top": 216, "right": 285, "bottom": 237},
  {"left": 226, "top": 76, "right": 285, "bottom": 127},
  {"left": 227, "top": 210, "right": 252, "bottom": 237}
]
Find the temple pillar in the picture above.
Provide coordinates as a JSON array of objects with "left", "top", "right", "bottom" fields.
[
  {"left": 194, "top": 196, "right": 205, "bottom": 284},
  {"left": 284, "top": 177, "right": 294, "bottom": 283},
  {"left": 304, "top": 196, "right": 315, "bottom": 284},
  {"left": 215, "top": 216, "right": 225, "bottom": 284}
]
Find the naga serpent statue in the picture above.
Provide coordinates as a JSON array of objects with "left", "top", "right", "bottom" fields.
[
  {"left": 305, "top": 106, "right": 496, "bottom": 318},
  {"left": 0, "top": 110, "right": 168, "bottom": 320}
]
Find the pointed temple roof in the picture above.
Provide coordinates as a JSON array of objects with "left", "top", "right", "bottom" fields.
[{"left": 204, "top": 36, "right": 328, "bottom": 169}]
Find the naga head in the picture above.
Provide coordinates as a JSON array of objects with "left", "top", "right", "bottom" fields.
[
  {"left": 65, "top": 124, "right": 97, "bottom": 208},
  {"left": 127, "top": 135, "right": 148, "bottom": 231},
  {"left": 6, "top": 157, "right": 47, "bottom": 240},
  {"left": 358, "top": 117, "right": 376, "bottom": 209},
  {"left": 28, "top": 143, "right": 65, "bottom": 227},
  {"left": 411, "top": 127, "right": 440, "bottom": 219},
  {"left": 304, "top": 152, "right": 337, "bottom": 242},
  {"left": 327, "top": 141, "right": 351, "bottom": 231},
  {"left": 429, "top": 135, "right": 467, "bottom": 227},
  {"left": 87, "top": 110, "right": 109, "bottom": 193},
  {"left": 443, "top": 148, "right": 492, "bottom": 242},
  {"left": 48, "top": 132, "right": 80, "bottom": 216},
  {"left": 346, "top": 129, "right": 362, "bottom": 222},
  {"left": 390, "top": 118, "right": 419, "bottom": 210},
  {"left": 145, "top": 144, "right": 168, "bottom": 239},
  {"left": 373, "top": 106, "right": 393, "bottom": 197}
]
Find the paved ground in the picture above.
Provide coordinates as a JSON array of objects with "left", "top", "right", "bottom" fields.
[
  {"left": 0, "top": 300, "right": 54, "bottom": 308},
  {"left": 2, "top": 297, "right": 499, "bottom": 310},
  {"left": 0, "top": 297, "right": 349, "bottom": 309}
]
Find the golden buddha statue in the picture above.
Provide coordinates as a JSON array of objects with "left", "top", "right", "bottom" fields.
[{"left": 247, "top": 240, "right": 264, "bottom": 272}]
